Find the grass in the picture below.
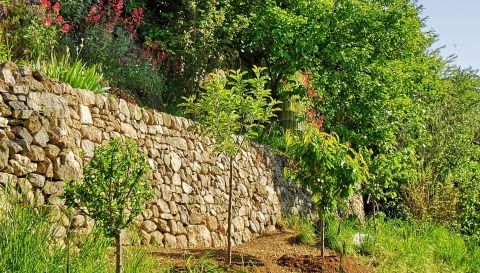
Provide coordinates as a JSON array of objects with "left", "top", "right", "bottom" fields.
[
  {"left": 284, "top": 215, "right": 318, "bottom": 245},
  {"left": 325, "top": 215, "right": 480, "bottom": 273},
  {"left": 0, "top": 189, "right": 255, "bottom": 273},
  {"left": 31, "top": 47, "right": 108, "bottom": 93}
]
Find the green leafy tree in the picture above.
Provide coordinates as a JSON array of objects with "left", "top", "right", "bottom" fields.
[
  {"left": 181, "top": 66, "right": 279, "bottom": 265},
  {"left": 284, "top": 124, "right": 368, "bottom": 257},
  {"left": 64, "top": 137, "right": 153, "bottom": 273}
]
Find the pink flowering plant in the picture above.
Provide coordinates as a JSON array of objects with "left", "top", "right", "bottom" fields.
[{"left": 0, "top": 0, "right": 72, "bottom": 61}]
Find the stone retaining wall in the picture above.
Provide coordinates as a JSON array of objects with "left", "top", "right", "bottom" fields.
[{"left": 0, "top": 62, "right": 314, "bottom": 248}]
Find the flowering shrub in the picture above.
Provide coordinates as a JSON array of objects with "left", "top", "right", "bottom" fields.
[
  {"left": 85, "top": 0, "right": 143, "bottom": 36},
  {"left": 0, "top": 0, "right": 72, "bottom": 61}
]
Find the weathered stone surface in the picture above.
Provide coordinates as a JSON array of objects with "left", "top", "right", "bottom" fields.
[
  {"left": 164, "top": 233, "right": 177, "bottom": 248},
  {"left": 33, "top": 128, "right": 49, "bottom": 147},
  {"left": 79, "top": 105, "right": 93, "bottom": 125},
  {"left": 53, "top": 152, "right": 81, "bottom": 181},
  {"left": 81, "top": 139, "right": 95, "bottom": 157},
  {"left": 0, "top": 65, "right": 15, "bottom": 85},
  {"left": 25, "top": 114, "right": 42, "bottom": 133},
  {"left": 71, "top": 215, "right": 86, "bottom": 228},
  {"left": 0, "top": 141, "right": 8, "bottom": 170},
  {"left": 170, "top": 152, "right": 182, "bottom": 172},
  {"left": 26, "top": 145, "right": 45, "bottom": 161},
  {"left": 80, "top": 125, "right": 102, "bottom": 143},
  {"left": 120, "top": 122, "right": 137, "bottom": 139},
  {"left": 169, "top": 137, "right": 188, "bottom": 151},
  {"left": 141, "top": 220, "right": 157, "bottom": 233},
  {"left": 176, "top": 235, "right": 188, "bottom": 248},
  {"left": 187, "top": 225, "right": 211, "bottom": 248},
  {"left": 28, "top": 173, "right": 45, "bottom": 187},
  {"left": 151, "top": 231, "right": 164, "bottom": 246},
  {"left": 44, "top": 144, "right": 60, "bottom": 160},
  {"left": 12, "top": 126, "right": 33, "bottom": 145}
]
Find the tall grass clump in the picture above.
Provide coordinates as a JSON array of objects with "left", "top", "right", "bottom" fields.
[
  {"left": 285, "top": 215, "right": 317, "bottom": 245},
  {"left": 0, "top": 188, "right": 112, "bottom": 273},
  {"left": 32, "top": 46, "right": 108, "bottom": 93},
  {"left": 325, "top": 215, "right": 480, "bottom": 273}
]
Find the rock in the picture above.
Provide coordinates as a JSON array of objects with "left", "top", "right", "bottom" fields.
[
  {"left": 171, "top": 173, "right": 181, "bottom": 186},
  {"left": 156, "top": 199, "right": 170, "bottom": 213},
  {"left": 170, "top": 152, "right": 182, "bottom": 172},
  {"left": 176, "top": 235, "right": 188, "bottom": 248},
  {"left": 79, "top": 105, "right": 93, "bottom": 125},
  {"left": 168, "top": 220, "right": 178, "bottom": 234},
  {"left": 53, "top": 152, "right": 81, "bottom": 181},
  {"left": 140, "top": 230, "right": 151, "bottom": 245},
  {"left": 0, "top": 117, "right": 7, "bottom": 128},
  {"left": 32, "top": 128, "right": 49, "bottom": 147},
  {"left": 0, "top": 65, "right": 15, "bottom": 85},
  {"left": 169, "top": 137, "right": 188, "bottom": 151},
  {"left": 162, "top": 113, "right": 172, "bottom": 128},
  {"left": 43, "top": 181, "right": 65, "bottom": 195},
  {"left": 151, "top": 231, "right": 164, "bottom": 246},
  {"left": 28, "top": 173, "right": 45, "bottom": 187},
  {"left": 0, "top": 141, "right": 8, "bottom": 170},
  {"left": 25, "top": 145, "right": 45, "bottom": 162},
  {"left": 157, "top": 219, "right": 170, "bottom": 233},
  {"left": 120, "top": 123, "right": 137, "bottom": 139},
  {"left": 12, "top": 126, "right": 33, "bottom": 145},
  {"left": 187, "top": 225, "right": 211, "bottom": 248},
  {"left": 32, "top": 71, "right": 44, "bottom": 82},
  {"left": 206, "top": 215, "right": 218, "bottom": 230},
  {"left": 53, "top": 225, "right": 67, "bottom": 238},
  {"left": 232, "top": 217, "right": 245, "bottom": 232},
  {"left": 204, "top": 195, "right": 214, "bottom": 204},
  {"left": 189, "top": 211, "right": 205, "bottom": 225},
  {"left": 18, "top": 65, "right": 31, "bottom": 76},
  {"left": 81, "top": 139, "right": 95, "bottom": 157},
  {"left": 182, "top": 182, "right": 193, "bottom": 194},
  {"left": 118, "top": 99, "right": 130, "bottom": 118},
  {"left": 163, "top": 233, "right": 177, "bottom": 248},
  {"left": 80, "top": 125, "right": 102, "bottom": 143},
  {"left": 12, "top": 110, "right": 32, "bottom": 119},
  {"left": 25, "top": 114, "right": 42, "bottom": 133},
  {"left": 7, "top": 140, "right": 23, "bottom": 156},
  {"left": 71, "top": 215, "right": 86, "bottom": 227},
  {"left": 78, "top": 89, "right": 97, "bottom": 106},
  {"left": 0, "top": 172, "right": 16, "bottom": 187},
  {"left": 141, "top": 220, "right": 157, "bottom": 233},
  {"left": 36, "top": 158, "right": 54, "bottom": 177},
  {"left": 44, "top": 144, "right": 60, "bottom": 160}
]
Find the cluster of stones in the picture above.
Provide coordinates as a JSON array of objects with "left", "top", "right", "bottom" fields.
[{"left": 0, "top": 62, "right": 316, "bottom": 248}]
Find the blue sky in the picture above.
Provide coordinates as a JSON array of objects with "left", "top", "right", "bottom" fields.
[{"left": 417, "top": 0, "right": 480, "bottom": 70}]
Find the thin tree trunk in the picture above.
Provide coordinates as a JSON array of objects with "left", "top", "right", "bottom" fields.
[
  {"left": 115, "top": 230, "right": 123, "bottom": 273},
  {"left": 320, "top": 213, "right": 325, "bottom": 257},
  {"left": 226, "top": 156, "right": 234, "bottom": 265}
]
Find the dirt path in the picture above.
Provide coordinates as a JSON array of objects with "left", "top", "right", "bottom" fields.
[{"left": 147, "top": 231, "right": 373, "bottom": 273}]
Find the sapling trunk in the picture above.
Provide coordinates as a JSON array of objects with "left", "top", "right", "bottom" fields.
[
  {"left": 115, "top": 230, "right": 123, "bottom": 273},
  {"left": 226, "top": 156, "right": 234, "bottom": 265},
  {"left": 320, "top": 212, "right": 325, "bottom": 257}
]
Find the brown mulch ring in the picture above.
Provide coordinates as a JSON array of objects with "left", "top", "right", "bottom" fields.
[
  {"left": 146, "top": 231, "right": 373, "bottom": 273},
  {"left": 277, "top": 254, "right": 373, "bottom": 273}
]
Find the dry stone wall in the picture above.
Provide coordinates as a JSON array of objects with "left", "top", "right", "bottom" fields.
[{"left": 0, "top": 62, "right": 314, "bottom": 248}]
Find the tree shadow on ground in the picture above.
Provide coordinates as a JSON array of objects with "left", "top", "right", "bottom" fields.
[{"left": 150, "top": 248, "right": 265, "bottom": 267}]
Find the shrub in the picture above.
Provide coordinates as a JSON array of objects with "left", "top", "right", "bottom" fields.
[
  {"left": 65, "top": 137, "right": 153, "bottom": 273},
  {"left": 0, "top": 0, "right": 73, "bottom": 61}
]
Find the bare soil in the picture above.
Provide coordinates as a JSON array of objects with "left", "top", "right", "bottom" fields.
[{"left": 147, "top": 231, "right": 373, "bottom": 273}]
